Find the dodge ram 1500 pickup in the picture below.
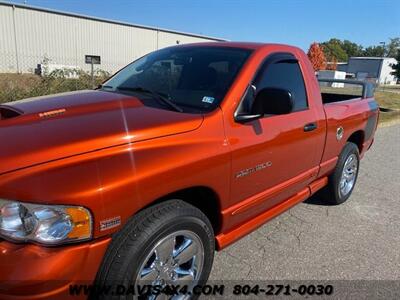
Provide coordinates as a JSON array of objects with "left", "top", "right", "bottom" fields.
[{"left": 0, "top": 42, "right": 378, "bottom": 299}]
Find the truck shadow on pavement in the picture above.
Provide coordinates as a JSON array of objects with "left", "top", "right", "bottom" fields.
[{"left": 303, "top": 193, "right": 337, "bottom": 206}]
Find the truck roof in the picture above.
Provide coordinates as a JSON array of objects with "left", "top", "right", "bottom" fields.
[{"left": 171, "top": 41, "right": 302, "bottom": 52}]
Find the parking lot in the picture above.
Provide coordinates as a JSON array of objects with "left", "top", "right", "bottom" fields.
[{"left": 210, "top": 123, "right": 400, "bottom": 281}]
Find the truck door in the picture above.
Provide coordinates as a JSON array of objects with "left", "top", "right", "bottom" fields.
[{"left": 228, "top": 53, "right": 326, "bottom": 220}]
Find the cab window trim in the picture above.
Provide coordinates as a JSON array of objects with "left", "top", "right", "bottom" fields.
[{"left": 235, "top": 52, "right": 309, "bottom": 119}]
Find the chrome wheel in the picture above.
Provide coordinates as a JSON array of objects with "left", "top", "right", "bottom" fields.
[
  {"left": 338, "top": 153, "right": 358, "bottom": 197},
  {"left": 136, "top": 230, "right": 204, "bottom": 299}
]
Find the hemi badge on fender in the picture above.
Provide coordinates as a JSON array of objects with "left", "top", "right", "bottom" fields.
[
  {"left": 100, "top": 216, "right": 121, "bottom": 231},
  {"left": 39, "top": 108, "right": 66, "bottom": 118}
]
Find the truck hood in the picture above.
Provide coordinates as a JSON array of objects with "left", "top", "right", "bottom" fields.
[{"left": 0, "top": 90, "right": 203, "bottom": 175}]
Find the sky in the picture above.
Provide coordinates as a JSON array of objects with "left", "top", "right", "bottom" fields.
[{"left": 4, "top": 0, "right": 400, "bottom": 50}]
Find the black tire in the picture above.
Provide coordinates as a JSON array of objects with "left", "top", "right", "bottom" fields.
[
  {"left": 92, "top": 199, "right": 215, "bottom": 300},
  {"left": 319, "top": 142, "right": 360, "bottom": 205}
]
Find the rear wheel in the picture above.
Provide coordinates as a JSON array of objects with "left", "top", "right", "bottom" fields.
[
  {"left": 93, "top": 200, "right": 215, "bottom": 300},
  {"left": 320, "top": 142, "right": 360, "bottom": 205}
]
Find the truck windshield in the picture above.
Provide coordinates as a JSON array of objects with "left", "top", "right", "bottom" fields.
[{"left": 101, "top": 46, "right": 253, "bottom": 112}]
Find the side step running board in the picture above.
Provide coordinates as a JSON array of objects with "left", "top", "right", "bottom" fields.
[{"left": 215, "top": 176, "right": 328, "bottom": 250}]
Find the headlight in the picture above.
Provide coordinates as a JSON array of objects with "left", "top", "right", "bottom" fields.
[{"left": 0, "top": 199, "right": 92, "bottom": 245}]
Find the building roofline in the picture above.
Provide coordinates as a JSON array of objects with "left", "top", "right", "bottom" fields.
[
  {"left": 0, "top": 1, "right": 226, "bottom": 41},
  {"left": 349, "top": 57, "right": 395, "bottom": 60}
]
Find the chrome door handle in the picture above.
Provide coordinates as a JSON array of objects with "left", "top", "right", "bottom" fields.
[{"left": 304, "top": 123, "right": 317, "bottom": 132}]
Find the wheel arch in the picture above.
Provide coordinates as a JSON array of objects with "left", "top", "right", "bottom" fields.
[
  {"left": 347, "top": 130, "right": 365, "bottom": 153},
  {"left": 140, "top": 186, "right": 222, "bottom": 235}
]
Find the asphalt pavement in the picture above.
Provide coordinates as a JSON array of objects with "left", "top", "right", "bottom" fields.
[{"left": 210, "top": 123, "right": 400, "bottom": 282}]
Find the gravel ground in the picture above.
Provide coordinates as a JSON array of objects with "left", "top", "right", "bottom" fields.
[{"left": 210, "top": 123, "right": 400, "bottom": 282}]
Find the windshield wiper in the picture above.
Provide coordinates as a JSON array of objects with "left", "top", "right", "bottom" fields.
[
  {"left": 116, "top": 86, "right": 183, "bottom": 113},
  {"left": 98, "top": 84, "right": 114, "bottom": 89}
]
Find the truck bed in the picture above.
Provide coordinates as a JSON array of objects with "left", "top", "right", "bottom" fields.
[
  {"left": 317, "top": 79, "right": 379, "bottom": 177},
  {"left": 321, "top": 92, "right": 361, "bottom": 103},
  {"left": 318, "top": 79, "right": 375, "bottom": 104}
]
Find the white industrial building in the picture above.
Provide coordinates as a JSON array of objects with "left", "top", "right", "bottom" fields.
[
  {"left": 337, "top": 57, "right": 398, "bottom": 85},
  {"left": 0, "top": 2, "right": 225, "bottom": 74}
]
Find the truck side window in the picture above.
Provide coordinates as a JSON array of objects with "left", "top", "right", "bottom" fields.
[{"left": 256, "top": 60, "right": 308, "bottom": 111}]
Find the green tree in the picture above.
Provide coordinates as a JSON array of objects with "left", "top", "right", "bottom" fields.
[
  {"left": 321, "top": 38, "right": 348, "bottom": 62},
  {"left": 386, "top": 38, "right": 400, "bottom": 57},
  {"left": 342, "top": 40, "right": 363, "bottom": 57},
  {"left": 391, "top": 49, "right": 400, "bottom": 78},
  {"left": 318, "top": 37, "right": 400, "bottom": 61},
  {"left": 363, "top": 46, "right": 385, "bottom": 57}
]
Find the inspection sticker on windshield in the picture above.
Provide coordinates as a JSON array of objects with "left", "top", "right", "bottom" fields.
[{"left": 202, "top": 96, "right": 215, "bottom": 104}]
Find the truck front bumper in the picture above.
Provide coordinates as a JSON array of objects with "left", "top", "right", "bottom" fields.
[{"left": 0, "top": 237, "right": 111, "bottom": 300}]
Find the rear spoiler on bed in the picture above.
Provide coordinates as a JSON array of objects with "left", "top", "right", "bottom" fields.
[{"left": 317, "top": 79, "right": 375, "bottom": 99}]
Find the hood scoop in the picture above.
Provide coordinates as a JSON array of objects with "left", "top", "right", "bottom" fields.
[{"left": 0, "top": 105, "right": 23, "bottom": 120}]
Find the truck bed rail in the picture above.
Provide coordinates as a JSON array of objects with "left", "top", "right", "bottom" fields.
[{"left": 318, "top": 79, "right": 375, "bottom": 99}]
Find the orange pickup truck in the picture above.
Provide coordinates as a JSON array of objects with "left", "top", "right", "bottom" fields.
[{"left": 0, "top": 42, "right": 378, "bottom": 299}]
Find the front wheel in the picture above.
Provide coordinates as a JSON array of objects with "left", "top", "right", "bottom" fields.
[
  {"left": 320, "top": 142, "right": 360, "bottom": 205},
  {"left": 93, "top": 200, "right": 215, "bottom": 300}
]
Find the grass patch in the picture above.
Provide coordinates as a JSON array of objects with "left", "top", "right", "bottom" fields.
[
  {"left": 377, "top": 85, "right": 400, "bottom": 90},
  {"left": 0, "top": 72, "right": 109, "bottom": 104},
  {"left": 374, "top": 91, "right": 400, "bottom": 125},
  {"left": 378, "top": 110, "right": 400, "bottom": 124},
  {"left": 375, "top": 91, "right": 400, "bottom": 110}
]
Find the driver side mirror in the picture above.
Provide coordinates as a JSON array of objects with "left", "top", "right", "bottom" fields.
[
  {"left": 235, "top": 87, "right": 293, "bottom": 123},
  {"left": 252, "top": 87, "right": 293, "bottom": 115}
]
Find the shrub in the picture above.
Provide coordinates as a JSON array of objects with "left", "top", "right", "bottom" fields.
[{"left": 0, "top": 69, "right": 110, "bottom": 104}]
